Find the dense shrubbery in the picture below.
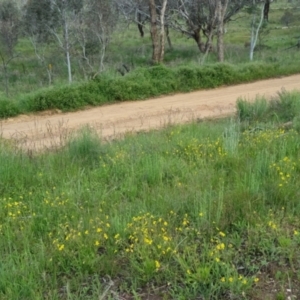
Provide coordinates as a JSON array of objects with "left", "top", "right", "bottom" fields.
[
  {"left": 0, "top": 61, "right": 299, "bottom": 118},
  {"left": 0, "top": 98, "right": 20, "bottom": 118}
]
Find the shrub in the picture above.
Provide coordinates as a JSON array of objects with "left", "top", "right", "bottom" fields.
[
  {"left": 0, "top": 61, "right": 299, "bottom": 119},
  {"left": 0, "top": 98, "right": 20, "bottom": 118}
]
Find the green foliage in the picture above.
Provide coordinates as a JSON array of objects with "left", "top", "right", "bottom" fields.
[
  {"left": 0, "top": 0, "right": 20, "bottom": 55},
  {"left": 237, "top": 96, "right": 269, "bottom": 122},
  {"left": 66, "top": 126, "right": 104, "bottom": 167},
  {"left": 0, "top": 98, "right": 20, "bottom": 118},
  {"left": 1, "top": 92, "right": 300, "bottom": 298},
  {"left": 0, "top": 61, "right": 297, "bottom": 118},
  {"left": 237, "top": 90, "right": 300, "bottom": 124},
  {"left": 23, "top": 0, "right": 59, "bottom": 43}
]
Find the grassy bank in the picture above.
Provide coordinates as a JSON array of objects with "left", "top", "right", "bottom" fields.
[
  {"left": 1, "top": 61, "right": 300, "bottom": 119},
  {"left": 1, "top": 91, "right": 300, "bottom": 299}
]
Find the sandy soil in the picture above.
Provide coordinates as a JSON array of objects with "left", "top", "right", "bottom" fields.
[{"left": 1, "top": 74, "right": 300, "bottom": 151}]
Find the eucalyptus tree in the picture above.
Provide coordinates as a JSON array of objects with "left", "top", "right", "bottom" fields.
[
  {"left": 248, "top": 0, "right": 265, "bottom": 61},
  {"left": 0, "top": 0, "right": 20, "bottom": 95},
  {"left": 23, "top": 0, "right": 59, "bottom": 85},
  {"left": 117, "top": 0, "right": 149, "bottom": 37},
  {"left": 76, "top": 0, "right": 118, "bottom": 77},
  {"left": 117, "top": 0, "right": 170, "bottom": 64},
  {"left": 170, "top": 0, "right": 250, "bottom": 61},
  {"left": 46, "top": 0, "right": 83, "bottom": 83}
]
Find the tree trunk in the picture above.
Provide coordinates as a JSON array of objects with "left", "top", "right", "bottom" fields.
[
  {"left": 149, "top": 0, "right": 160, "bottom": 64},
  {"left": 62, "top": 9, "right": 72, "bottom": 83},
  {"left": 263, "top": 0, "right": 270, "bottom": 21},
  {"left": 250, "top": 3, "right": 264, "bottom": 61},
  {"left": 165, "top": 25, "right": 173, "bottom": 50},
  {"left": 148, "top": 0, "right": 167, "bottom": 64},
  {"left": 159, "top": 0, "right": 167, "bottom": 61},
  {"left": 217, "top": 0, "right": 229, "bottom": 62},
  {"left": 64, "top": 20, "right": 72, "bottom": 83},
  {"left": 192, "top": 29, "right": 206, "bottom": 53},
  {"left": 137, "top": 12, "right": 144, "bottom": 37}
]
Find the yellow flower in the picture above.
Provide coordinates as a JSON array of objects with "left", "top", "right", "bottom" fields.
[
  {"left": 229, "top": 277, "right": 233, "bottom": 282},
  {"left": 216, "top": 243, "right": 225, "bottom": 250},
  {"left": 144, "top": 237, "right": 153, "bottom": 245},
  {"left": 254, "top": 277, "right": 259, "bottom": 283},
  {"left": 95, "top": 241, "right": 100, "bottom": 246},
  {"left": 155, "top": 260, "right": 160, "bottom": 270},
  {"left": 221, "top": 277, "right": 225, "bottom": 282},
  {"left": 58, "top": 244, "right": 65, "bottom": 251}
]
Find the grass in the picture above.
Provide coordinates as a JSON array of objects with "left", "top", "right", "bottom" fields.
[
  {"left": 0, "top": 59, "right": 299, "bottom": 119},
  {"left": 1, "top": 91, "right": 300, "bottom": 299},
  {"left": 0, "top": 0, "right": 300, "bottom": 115}
]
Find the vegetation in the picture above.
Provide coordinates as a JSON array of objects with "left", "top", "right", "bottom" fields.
[
  {"left": 0, "top": 0, "right": 299, "bottom": 119},
  {"left": 1, "top": 91, "right": 300, "bottom": 299},
  {"left": 1, "top": 61, "right": 298, "bottom": 117},
  {"left": 1, "top": 1, "right": 300, "bottom": 297}
]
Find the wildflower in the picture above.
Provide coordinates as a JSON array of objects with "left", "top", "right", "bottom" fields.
[
  {"left": 144, "top": 237, "right": 153, "bottom": 245},
  {"left": 216, "top": 243, "right": 225, "bottom": 250},
  {"left": 221, "top": 277, "right": 225, "bottom": 282},
  {"left": 58, "top": 244, "right": 65, "bottom": 251},
  {"left": 254, "top": 277, "right": 259, "bottom": 283},
  {"left": 155, "top": 260, "right": 160, "bottom": 270},
  {"left": 95, "top": 241, "right": 100, "bottom": 246}
]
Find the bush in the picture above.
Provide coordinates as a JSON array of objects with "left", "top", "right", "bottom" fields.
[
  {"left": 236, "top": 90, "right": 300, "bottom": 124},
  {"left": 0, "top": 98, "right": 20, "bottom": 118},
  {"left": 0, "top": 61, "right": 299, "bottom": 119}
]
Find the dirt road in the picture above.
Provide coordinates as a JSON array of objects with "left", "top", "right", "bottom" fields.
[{"left": 1, "top": 74, "right": 300, "bottom": 151}]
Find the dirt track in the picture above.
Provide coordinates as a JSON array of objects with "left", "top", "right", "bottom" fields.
[{"left": 1, "top": 74, "right": 300, "bottom": 151}]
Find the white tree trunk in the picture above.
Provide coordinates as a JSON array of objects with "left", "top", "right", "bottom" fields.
[
  {"left": 63, "top": 12, "right": 72, "bottom": 83},
  {"left": 250, "top": 2, "right": 264, "bottom": 61}
]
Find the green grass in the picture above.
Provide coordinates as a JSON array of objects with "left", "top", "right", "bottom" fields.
[
  {"left": 0, "top": 59, "right": 299, "bottom": 119},
  {"left": 1, "top": 91, "right": 300, "bottom": 299},
  {"left": 0, "top": 0, "right": 299, "bottom": 104}
]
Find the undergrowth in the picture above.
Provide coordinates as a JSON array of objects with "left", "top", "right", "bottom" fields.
[
  {"left": 0, "top": 61, "right": 299, "bottom": 119},
  {"left": 1, "top": 91, "right": 300, "bottom": 299}
]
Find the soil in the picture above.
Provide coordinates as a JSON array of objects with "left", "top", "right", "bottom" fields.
[{"left": 1, "top": 74, "right": 300, "bottom": 151}]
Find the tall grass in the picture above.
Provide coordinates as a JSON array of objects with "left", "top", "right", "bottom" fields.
[{"left": 1, "top": 91, "right": 300, "bottom": 299}]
